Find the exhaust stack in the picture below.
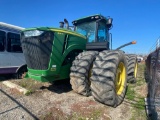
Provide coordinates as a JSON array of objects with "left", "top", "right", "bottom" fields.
[
  {"left": 59, "top": 21, "right": 64, "bottom": 28},
  {"left": 64, "top": 19, "right": 69, "bottom": 29}
]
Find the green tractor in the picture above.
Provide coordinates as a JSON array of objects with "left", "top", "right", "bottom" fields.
[{"left": 21, "top": 14, "right": 137, "bottom": 107}]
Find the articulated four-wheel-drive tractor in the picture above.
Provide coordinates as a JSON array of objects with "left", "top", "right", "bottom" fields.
[{"left": 21, "top": 14, "right": 138, "bottom": 107}]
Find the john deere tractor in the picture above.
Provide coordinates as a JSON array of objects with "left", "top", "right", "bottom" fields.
[{"left": 21, "top": 14, "right": 137, "bottom": 107}]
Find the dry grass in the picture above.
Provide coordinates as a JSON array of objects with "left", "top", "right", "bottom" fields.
[
  {"left": 11, "top": 78, "right": 51, "bottom": 95},
  {"left": 0, "top": 62, "right": 148, "bottom": 120},
  {"left": 125, "top": 62, "right": 147, "bottom": 120}
]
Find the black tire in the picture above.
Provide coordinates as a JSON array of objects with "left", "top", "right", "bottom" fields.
[
  {"left": 16, "top": 65, "right": 27, "bottom": 79},
  {"left": 126, "top": 54, "right": 138, "bottom": 83},
  {"left": 90, "top": 50, "right": 127, "bottom": 107},
  {"left": 70, "top": 51, "right": 98, "bottom": 96}
]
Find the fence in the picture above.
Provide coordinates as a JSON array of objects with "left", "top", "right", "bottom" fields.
[{"left": 145, "top": 39, "right": 160, "bottom": 119}]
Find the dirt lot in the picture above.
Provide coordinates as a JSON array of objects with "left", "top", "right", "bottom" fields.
[{"left": 0, "top": 63, "right": 147, "bottom": 120}]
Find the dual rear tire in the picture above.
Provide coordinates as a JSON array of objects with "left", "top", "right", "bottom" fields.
[{"left": 126, "top": 54, "right": 138, "bottom": 83}]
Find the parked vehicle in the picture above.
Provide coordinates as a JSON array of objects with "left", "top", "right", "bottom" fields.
[
  {"left": 137, "top": 56, "right": 143, "bottom": 62},
  {"left": 0, "top": 22, "right": 27, "bottom": 78},
  {"left": 21, "top": 14, "right": 137, "bottom": 107}
]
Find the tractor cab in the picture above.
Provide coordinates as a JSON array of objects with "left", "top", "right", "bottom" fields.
[{"left": 72, "top": 14, "right": 113, "bottom": 50}]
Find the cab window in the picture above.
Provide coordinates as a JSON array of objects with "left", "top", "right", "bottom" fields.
[{"left": 98, "top": 22, "right": 108, "bottom": 42}]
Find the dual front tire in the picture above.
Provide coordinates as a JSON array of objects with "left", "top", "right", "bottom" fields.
[
  {"left": 70, "top": 51, "right": 98, "bottom": 96},
  {"left": 90, "top": 50, "right": 127, "bottom": 107},
  {"left": 70, "top": 50, "right": 136, "bottom": 107}
]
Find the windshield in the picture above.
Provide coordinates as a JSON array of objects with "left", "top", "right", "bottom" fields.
[{"left": 75, "top": 22, "right": 96, "bottom": 43}]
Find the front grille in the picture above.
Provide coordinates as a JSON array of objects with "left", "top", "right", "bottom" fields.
[{"left": 21, "top": 31, "right": 54, "bottom": 70}]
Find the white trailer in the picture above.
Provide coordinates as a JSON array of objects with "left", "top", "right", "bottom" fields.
[{"left": 0, "top": 22, "right": 27, "bottom": 78}]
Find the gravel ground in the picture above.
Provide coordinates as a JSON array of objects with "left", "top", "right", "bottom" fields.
[
  {"left": 0, "top": 63, "right": 147, "bottom": 120},
  {"left": 0, "top": 80, "right": 133, "bottom": 120},
  {"left": 0, "top": 84, "right": 37, "bottom": 120}
]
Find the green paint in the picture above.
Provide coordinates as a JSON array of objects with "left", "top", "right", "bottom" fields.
[
  {"left": 22, "top": 14, "right": 111, "bottom": 82},
  {"left": 23, "top": 27, "right": 86, "bottom": 82}
]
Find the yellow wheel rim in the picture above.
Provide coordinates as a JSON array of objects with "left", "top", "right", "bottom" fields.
[
  {"left": 116, "top": 62, "right": 126, "bottom": 95},
  {"left": 134, "top": 62, "right": 138, "bottom": 78}
]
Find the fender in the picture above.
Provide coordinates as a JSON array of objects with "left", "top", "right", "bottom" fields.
[{"left": 16, "top": 64, "right": 27, "bottom": 73}]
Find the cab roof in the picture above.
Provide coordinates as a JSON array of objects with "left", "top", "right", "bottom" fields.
[{"left": 72, "top": 14, "right": 108, "bottom": 25}]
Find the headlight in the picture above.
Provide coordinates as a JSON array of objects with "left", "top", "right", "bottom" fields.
[{"left": 24, "top": 30, "right": 44, "bottom": 37}]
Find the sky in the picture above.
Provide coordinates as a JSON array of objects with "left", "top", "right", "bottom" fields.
[{"left": 0, "top": 0, "right": 160, "bottom": 55}]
